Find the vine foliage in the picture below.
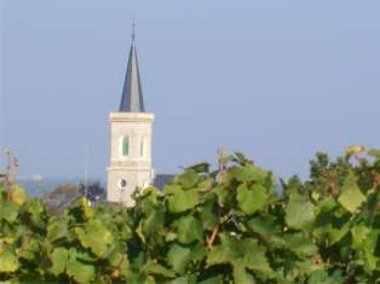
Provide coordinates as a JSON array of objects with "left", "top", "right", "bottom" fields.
[{"left": 0, "top": 148, "right": 379, "bottom": 283}]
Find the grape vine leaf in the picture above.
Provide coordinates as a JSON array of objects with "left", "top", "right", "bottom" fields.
[
  {"left": 285, "top": 191, "right": 315, "bottom": 230},
  {"left": 176, "top": 170, "right": 200, "bottom": 189},
  {"left": 66, "top": 248, "right": 95, "bottom": 284},
  {"left": 167, "top": 244, "right": 192, "bottom": 274},
  {"left": 74, "top": 220, "right": 113, "bottom": 258},
  {"left": 237, "top": 184, "right": 268, "bottom": 215},
  {"left": 0, "top": 248, "right": 20, "bottom": 273},
  {"left": 338, "top": 172, "right": 366, "bottom": 213},
  {"left": 50, "top": 247, "right": 68, "bottom": 276},
  {"left": 207, "top": 234, "right": 272, "bottom": 276},
  {"left": 176, "top": 215, "right": 203, "bottom": 244},
  {"left": 228, "top": 165, "right": 267, "bottom": 183},
  {"left": 0, "top": 202, "right": 19, "bottom": 223},
  {"left": 10, "top": 184, "right": 27, "bottom": 205},
  {"left": 142, "top": 262, "right": 177, "bottom": 278},
  {"left": 47, "top": 217, "right": 70, "bottom": 243},
  {"left": 168, "top": 188, "right": 199, "bottom": 213}
]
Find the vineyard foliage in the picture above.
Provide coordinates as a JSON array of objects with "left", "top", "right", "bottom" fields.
[{"left": 0, "top": 148, "right": 379, "bottom": 283}]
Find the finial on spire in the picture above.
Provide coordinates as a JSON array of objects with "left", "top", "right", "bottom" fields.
[{"left": 131, "top": 18, "right": 136, "bottom": 41}]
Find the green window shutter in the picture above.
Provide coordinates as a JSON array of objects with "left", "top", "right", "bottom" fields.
[{"left": 122, "top": 137, "right": 129, "bottom": 156}]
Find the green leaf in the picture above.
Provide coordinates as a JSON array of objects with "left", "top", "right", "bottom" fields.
[
  {"left": 66, "top": 248, "right": 95, "bottom": 284},
  {"left": 50, "top": 247, "right": 69, "bottom": 276},
  {"left": 47, "top": 217, "right": 70, "bottom": 243},
  {"left": 327, "top": 221, "right": 351, "bottom": 245},
  {"left": 351, "top": 225, "right": 370, "bottom": 249},
  {"left": 285, "top": 191, "right": 315, "bottom": 230},
  {"left": 168, "top": 188, "right": 199, "bottom": 213},
  {"left": 292, "top": 258, "right": 325, "bottom": 277},
  {"left": 139, "top": 186, "right": 162, "bottom": 201},
  {"left": 143, "top": 207, "right": 165, "bottom": 236},
  {"left": 207, "top": 234, "right": 271, "bottom": 274},
  {"left": 361, "top": 229, "right": 378, "bottom": 272},
  {"left": 196, "top": 178, "right": 213, "bottom": 193},
  {"left": 17, "top": 238, "right": 40, "bottom": 261},
  {"left": 165, "top": 232, "right": 177, "bottom": 242},
  {"left": 142, "top": 262, "right": 176, "bottom": 278},
  {"left": 0, "top": 202, "right": 19, "bottom": 224},
  {"left": 308, "top": 269, "right": 344, "bottom": 284},
  {"left": 25, "top": 199, "right": 45, "bottom": 228},
  {"left": 176, "top": 215, "right": 203, "bottom": 244},
  {"left": 247, "top": 216, "right": 281, "bottom": 237},
  {"left": 164, "top": 184, "right": 182, "bottom": 195},
  {"left": 241, "top": 240, "right": 271, "bottom": 273},
  {"left": 118, "top": 257, "right": 131, "bottom": 278},
  {"left": 189, "top": 243, "right": 207, "bottom": 263},
  {"left": 197, "top": 275, "right": 223, "bottom": 284},
  {"left": 233, "top": 266, "right": 255, "bottom": 283},
  {"left": 199, "top": 194, "right": 219, "bottom": 230},
  {"left": 317, "top": 197, "right": 337, "bottom": 213},
  {"left": 186, "top": 162, "right": 210, "bottom": 174},
  {"left": 228, "top": 165, "right": 267, "bottom": 183},
  {"left": 0, "top": 248, "right": 20, "bottom": 273},
  {"left": 167, "top": 244, "right": 192, "bottom": 274},
  {"left": 232, "top": 152, "right": 253, "bottom": 165},
  {"left": 237, "top": 184, "right": 268, "bottom": 215},
  {"left": 126, "top": 273, "right": 156, "bottom": 284},
  {"left": 283, "top": 233, "right": 318, "bottom": 256},
  {"left": 10, "top": 184, "right": 27, "bottom": 205},
  {"left": 176, "top": 170, "right": 200, "bottom": 189},
  {"left": 74, "top": 220, "right": 113, "bottom": 257},
  {"left": 338, "top": 172, "right": 366, "bottom": 213},
  {"left": 105, "top": 243, "right": 126, "bottom": 267},
  {"left": 169, "top": 276, "right": 195, "bottom": 284},
  {"left": 215, "top": 185, "right": 232, "bottom": 207}
]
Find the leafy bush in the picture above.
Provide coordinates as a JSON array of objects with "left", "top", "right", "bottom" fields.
[{"left": 0, "top": 148, "right": 379, "bottom": 283}]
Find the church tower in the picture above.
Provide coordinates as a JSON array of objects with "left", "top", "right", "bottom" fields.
[{"left": 107, "top": 29, "right": 155, "bottom": 205}]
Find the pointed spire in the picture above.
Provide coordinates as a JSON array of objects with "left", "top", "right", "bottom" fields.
[{"left": 119, "top": 22, "right": 145, "bottom": 112}]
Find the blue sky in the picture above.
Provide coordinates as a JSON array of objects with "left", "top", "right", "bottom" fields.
[{"left": 1, "top": 0, "right": 379, "bottom": 180}]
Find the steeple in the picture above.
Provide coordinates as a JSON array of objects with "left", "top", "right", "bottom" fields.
[
  {"left": 119, "top": 25, "right": 145, "bottom": 112},
  {"left": 108, "top": 22, "right": 155, "bottom": 206}
]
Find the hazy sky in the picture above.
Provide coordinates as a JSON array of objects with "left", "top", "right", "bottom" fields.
[{"left": 1, "top": 0, "right": 379, "bottom": 180}]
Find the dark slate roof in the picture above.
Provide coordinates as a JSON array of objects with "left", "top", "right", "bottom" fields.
[
  {"left": 154, "top": 174, "right": 174, "bottom": 190},
  {"left": 119, "top": 34, "right": 145, "bottom": 112}
]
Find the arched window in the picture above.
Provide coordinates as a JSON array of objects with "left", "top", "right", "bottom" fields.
[
  {"left": 122, "top": 136, "right": 130, "bottom": 156},
  {"left": 140, "top": 136, "right": 144, "bottom": 157}
]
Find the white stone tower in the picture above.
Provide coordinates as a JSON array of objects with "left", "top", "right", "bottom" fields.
[{"left": 107, "top": 29, "right": 155, "bottom": 205}]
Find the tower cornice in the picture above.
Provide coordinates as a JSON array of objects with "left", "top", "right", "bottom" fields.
[{"left": 109, "top": 112, "right": 154, "bottom": 123}]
